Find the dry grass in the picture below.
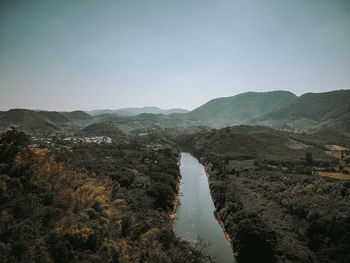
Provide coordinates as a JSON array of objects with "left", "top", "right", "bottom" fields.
[{"left": 326, "top": 145, "right": 349, "bottom": 151}]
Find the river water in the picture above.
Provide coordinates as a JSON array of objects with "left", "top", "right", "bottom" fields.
[{"left": 174, "top": 153, "right": 236, "bottom": 263}]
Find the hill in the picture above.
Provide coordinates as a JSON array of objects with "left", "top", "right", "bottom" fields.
[
  {"left": 88, "top": 107, "right": 189, "bottom": 116},
  {"left": 61, "top": 110, "right": 93, "bottom": 121},
  {"left": 248, "top": 90, "right": 350, "bottom": 136},
  {"left": 80, "top": 121, "right": 125, "bottom": 137},
  {"left": 0, "top": 109, "right": 92, "bottom": 135},
  {"left": 185, "top": 91, "right": 296, "bottom": 127},
  {"left": 90, "top": 113, "right": 193, "bottom": 135},
  {"left": 0, "top": 109, "right": 63, "bottom": 134},
  {"left": 0, "top": 109, "right": 68, "bottom": 124},
  {"left": 176, "top": 125, "right": 331, "bottom": 164}
]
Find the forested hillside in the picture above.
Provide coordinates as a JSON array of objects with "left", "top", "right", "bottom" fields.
[
  {"left": 0, "top": 109, "right": 93, "bottom": 135},
  {"left": 185, "top": 91, "right": 296, "bottom": 127},
  {"left": 249, "top": 90, "right": 350, "bottom": 135}
]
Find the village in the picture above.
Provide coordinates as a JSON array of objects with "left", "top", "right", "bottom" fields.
[{"left": 30, "top": 135, "right": 112, "bottom": 148}]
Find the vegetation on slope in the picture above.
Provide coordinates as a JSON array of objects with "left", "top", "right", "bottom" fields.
[
  {"left": 80, "top": 121, "right": 126, "bottom": 138},
  {"left": 176, "top": 126, "right": 333, "bottom": 168},
  {"left": 61, "top": 111, "right": 93, "bottom": 121},
  {"left": 249, "top": 90, "right": 350, "bottom": 135},
  {"left": 0, "top": 109, "right": 92, "bottom": 135},
  {"left": 186, "top": 91, "right": 296, "bottom": 127},
  {"left": 0, "top": 109, "right": 61, "bottom": 134}
]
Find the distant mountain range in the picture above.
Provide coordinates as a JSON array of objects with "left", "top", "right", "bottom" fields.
[
  {"left": 87, "top": 107, "right": 189, "bottom": 116},
  {"left": 1, "top": 90, "right": 349, "bottom": 140}
]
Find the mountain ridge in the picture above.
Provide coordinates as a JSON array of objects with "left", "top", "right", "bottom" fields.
[
  {"left": 247, "top": 89, "right": 350, "bottom": 135},
  {"left": 0, "top": 90, "right": 349, "bottom": 139},
  {"left": 88, "top": 106, "right": 189, "bottom": 116},
  {"left": 186, "top": 90, "right": 297, "bottom": 127}
]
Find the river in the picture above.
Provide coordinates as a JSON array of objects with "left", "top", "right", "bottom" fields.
[{"left": 174, "top": 152, "right": 236, "bottom": 263}]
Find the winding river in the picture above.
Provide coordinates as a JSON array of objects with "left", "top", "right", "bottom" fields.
[{"left": 174, "top": 153, "right": 236, "bottom": 263}]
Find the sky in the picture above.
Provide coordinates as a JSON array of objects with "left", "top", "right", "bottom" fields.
[{"left": 0, "top": 0, "right": 350, "bottom": 111}]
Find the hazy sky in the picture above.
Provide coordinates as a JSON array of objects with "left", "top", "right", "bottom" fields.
[{"left": 1, "top": 0, "right": 350, "bottom": 111}]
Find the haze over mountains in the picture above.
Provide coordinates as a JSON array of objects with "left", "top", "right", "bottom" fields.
[
  {"left": 1, "top": 89, "right": 349, "bottom": 140},
  {"left": 87, "top": 107, "right": 189, "bottom": 116}
]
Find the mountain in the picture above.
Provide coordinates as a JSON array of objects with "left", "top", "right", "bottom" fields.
[
  {"left": 0, "top": 109, "right": 92, "bottom": 135},
  {"left": 1, "top": 90, "right": 349, "bottom": 138},
  {"left": 88, "top": 107, "right": 189, "bottom": 116},
  {"left": 185, "top": 91, "right": 296, "bottom": 127},
  {"left": 0, "top": 109, "right": 64, "bottom": 134},
  {"left": 248, "top": 90, "right": 350, "bottom": 135}
]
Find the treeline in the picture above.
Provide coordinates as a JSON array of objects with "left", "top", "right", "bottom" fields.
[{"left": 0, "top": 129, "right": 207, "bottom": 263}]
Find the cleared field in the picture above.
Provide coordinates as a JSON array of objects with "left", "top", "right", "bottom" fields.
[{"left": 317, "top": 171, "right": 350, "bottom": 180}]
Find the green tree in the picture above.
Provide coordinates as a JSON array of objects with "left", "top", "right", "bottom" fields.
[{"left": 0, "top": 127, "right": 29, "bottom": 168}]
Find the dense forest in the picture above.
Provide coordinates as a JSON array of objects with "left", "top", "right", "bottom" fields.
[{"left": 0, "top": 128, "right": 210, "bottom": 263}]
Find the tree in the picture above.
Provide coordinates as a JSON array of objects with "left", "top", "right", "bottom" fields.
[
  {"left": 305, "top": 152, "right": 313, "bottom": 166},
  {"left": 0, "top": 127, "right": 29, "bottom": 168}
]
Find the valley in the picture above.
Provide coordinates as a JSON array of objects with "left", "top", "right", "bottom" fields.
[
  {"left": 1, "top": 90, "right": 350, "bottom": 263},
  {"left": 2, "top": 0, "right": 350, "bottom": 262}
]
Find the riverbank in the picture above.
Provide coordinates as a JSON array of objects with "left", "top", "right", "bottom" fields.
[
  {"left": 206, "top": 171, "right": 234, "bottom": 247},
  {"left": 170, "top": 153, "right": 182, "bottom": 220},
  {"left": 203, "top": 163, "right": 310, "bottom": 262},
  {"left": 202, "top": 159, "right": 350, "bottom": 262}
]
